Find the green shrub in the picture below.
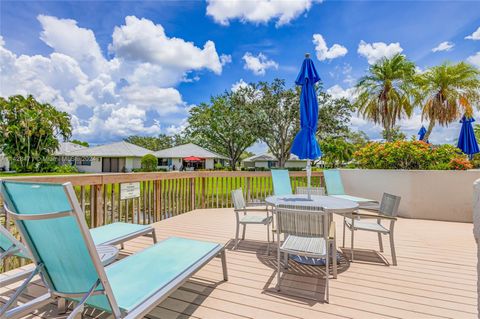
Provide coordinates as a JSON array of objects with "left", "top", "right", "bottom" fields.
[
  {"left": 214, "top": 162, "right": 224, "bottom": 170},
  {"left": 141, "top": 154, "right": 158, "bottom": 172},
  {"left": 353, "top": 141, "right": 470, "bottom": 170},
  {"left": 54, "top": 164, "right": 79, "bottom": 173}
]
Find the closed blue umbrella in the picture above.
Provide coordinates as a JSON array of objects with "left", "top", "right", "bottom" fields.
[
  {"left": 457, "top": 115, "right": 479, "bottom": 159},
  {"left": 418, "top": 126, "right": 427, "bottom": 141},
  {"left": 291, "top": 53, "right": 322, "bottom": 198}
]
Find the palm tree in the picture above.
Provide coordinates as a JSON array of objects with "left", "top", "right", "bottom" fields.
[
  {"left": 418, "top": 62, "right": 480, "bottom": 141},
  {"left": 355, "top": 54, "right": 417, "bottom": 134}
]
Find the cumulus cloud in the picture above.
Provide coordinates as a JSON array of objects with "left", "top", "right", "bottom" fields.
[
  {"left": 432, "top": 41, "right": 454, "bottom": 52},
  {"left": 242, "top": 52, "right": 278, "bottom": 75},
  {"left": 0, "top": 15, "right": 226, "bottom": 143},
  {"left": 467, "top": 52, "right": 480, "bottom": 68},
  {"left": 231, "top": 79, "right": 249, "bottom": 92},
  {"left": 109, "top": 16, "right": 223, "bottom": 75},
  {"left": 357, "top": 40, "right": 403, "bottom": 64},
  {"left": 220, "top": 54, "right": 232, "bottom": 65},
  {"left": 465, "top": 26, "right": 480, "bottom": 40},
  {"left": 206, "top": 0, "right": 322, "bottom": 27},
  {"left": 326, "top": 84, "right": 356, "bottom": 101},
  {"left": 312, "top": 34, "right": 347, "bottom": 61}
]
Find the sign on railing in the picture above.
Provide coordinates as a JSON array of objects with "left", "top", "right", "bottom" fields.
[{"left": 120, "top": 182, "right": 141, "bottom": 200}]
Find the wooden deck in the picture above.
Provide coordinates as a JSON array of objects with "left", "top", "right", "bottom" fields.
[{"left": 1, "top": 208, "right": 476, "bottom": 319}]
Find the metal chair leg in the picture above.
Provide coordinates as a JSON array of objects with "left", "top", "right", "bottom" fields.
[
  {"left": 331, "top": 241, "right": 337, "bottom": 279},
  {"left": 234, "top": 222, "right": 239, "bottom": 250},
  {"left": 342, "top": 216, "right": 346, "bottom": 248},
  {"left": 378, "top": 233, "right": 384, "bottom": 252},
  {"left": 390, "top": 231, "right": 397, "bottom": 266},
  {"left": 242, "top": 224, "right": 246, "bottom": 240},
  {"left": 350, "top": 225, "right": 355, "bottom": 262},
  {"left": 283, "top": 251, "right": 289, "bottom": 269}
]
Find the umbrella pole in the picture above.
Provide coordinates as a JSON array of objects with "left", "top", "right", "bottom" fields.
[{"left": 307, "top": 159, "right": 311, "bottom": 200}]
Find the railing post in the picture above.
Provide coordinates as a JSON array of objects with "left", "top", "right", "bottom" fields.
[
  {"left": 93, "top": 184, "right": 104, "bottom": 227},
  {"left": 246, "top": 176, "right": 251, "bottom": 203},
  {"left": 155, "top": 180, "right": 161, "bottom": 221},
  {"left": 201, "top": 177, "right": 206, "bottom": 209},
  {"left": 190, "top": 177, "right": 196, "bottom": 210}
]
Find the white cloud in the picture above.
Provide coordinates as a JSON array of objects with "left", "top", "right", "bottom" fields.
[
  {"left": 467, "top": 52, "right": 480, "bottom": 68},
  {"left": 231, "top": 79, "right": 249, "bottom": 92},
  {"left": 431, "top": 41, "right": 454, "bottom": 52},
  {"left": 220, "top": 54, "right": 232, "bottom": 65},
  {"left": 326, "top": 85, "right": 356, "bottom": 101},
  {"left": 242, "top": 52, "right": 278, "bottom": 75},
  {"left": 312, "top": 34, "right": 347, "bottom": 61},
  {"left": 0, "top": 15, "right": 226, "bottom": 143},
  {"left": 465, "top": 26, "right": 480, "bottom": 40},
  {"left": 206, "top": 0, "right": 322, "bottom": 27},
  {"left": 357, "top": 40, "right": 403, "bottom": 64},
  {"left": 109, "top": 16, "right": 223, "bottom": 75}
]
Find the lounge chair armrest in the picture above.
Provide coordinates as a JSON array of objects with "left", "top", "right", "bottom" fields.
[{"left": 235, "top": 208, "right": 268, "bottom": 213}]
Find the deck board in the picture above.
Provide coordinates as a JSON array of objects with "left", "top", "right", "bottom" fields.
[{"left": 0, "top": 208, "right": 476, "bottom": 319}]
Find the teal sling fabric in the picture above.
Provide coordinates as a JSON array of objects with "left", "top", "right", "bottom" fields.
[
  {"left": 271, "top": 170, "right": 292, "bottom": 196},
  {"left": 323, "top": 169, "right": 345, "bottom": 195}
]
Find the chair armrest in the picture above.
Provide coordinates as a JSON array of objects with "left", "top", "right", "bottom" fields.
[
  {"left": 235, "top": 208, "right": 269, "bottom": 213},
  {"left": 353, "top": 212, "right": 397, "bottom": 221}
]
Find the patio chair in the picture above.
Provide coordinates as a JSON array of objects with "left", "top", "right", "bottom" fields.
[
  {"left": 295, "top": 186, "right": 325, "bottom": 196},
  {"left": 275, "top": 204, "right": 331, "bottom": 302},
  {"left": 271, "top": 170, "right": 292, "bottom": 196},
  {"left": 343, "top": 193, "right": 400, "bottom": 265},
  {"left": 0, "top": 180, "right": 227, "bottom": 319},
  {"left": 323, "top": 169, "right": 377, "bottom": 206},
  {"left": 231, "top": 189, "right": 272, "bottom": 252}
]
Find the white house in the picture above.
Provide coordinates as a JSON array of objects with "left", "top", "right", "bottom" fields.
[
  {"left": 62, "top": 141, "right": 153, "bottom": 173},
  {"left": 242, "top": 153, "right": 308, "bottom": 170},
  {"left": 154, "top": 143, "right": 228, "bottom": 171}
]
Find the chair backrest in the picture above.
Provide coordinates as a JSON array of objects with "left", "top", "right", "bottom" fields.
[
  {"left": 275, "top": 204, "right": 328, "bottom": 238},
  {"left": 271, "top": 170, "right": 292, "bottom": 196},
  {"left": 296, "top": 186, "right": 325, "bottom": 196},
  {"left": 379, "top": 193, "right": 401, "bottom": 217},
  {"left": 231, "top": 189, "right": 246, "bottom": 210},
  {"left": 0, "top": 181, "right": 107, "bottom": 296},
  {"left": 323, "top": 169, "right": 345, "bottom": 195}
]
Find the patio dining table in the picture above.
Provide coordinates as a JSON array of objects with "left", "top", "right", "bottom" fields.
[{"left": 265, "top": 194, "right": 358, "bottom": 265}]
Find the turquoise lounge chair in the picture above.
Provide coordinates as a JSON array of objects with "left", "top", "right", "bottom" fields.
[
  {"left": 271, "top": 170, "right": 293, "bottom": 196},
  {"left": 0, "top": 181, "right": 227, "bottom": 318},
  {"left": 0, "top": 191, "right": 157, "bottom": 287},
  {"left": 323, "top": 169, "right": 377, "bottom": 204}
]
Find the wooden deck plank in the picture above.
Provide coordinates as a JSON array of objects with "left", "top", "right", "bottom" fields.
[{"left": 0, "top": 208, "right": 476, "bottom": 319}]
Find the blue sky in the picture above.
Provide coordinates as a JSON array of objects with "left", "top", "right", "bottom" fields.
[{"left": 1, "top": 0, "right": 479, "bottom": 152}]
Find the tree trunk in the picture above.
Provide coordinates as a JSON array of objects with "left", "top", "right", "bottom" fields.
[
  {"left": 423, "top": 120, "right": 435, "bottom": 142},
  {"left": 229, "top": 159, "right": 236, "bottom": 171}
]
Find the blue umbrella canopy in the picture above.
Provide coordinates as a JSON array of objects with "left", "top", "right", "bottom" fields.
[
  {"left": 291, "top": 54, "right": 322, "bottom": 160},
  {"left": 457, "top": 115, "right": 479, "bottom": 156},
  {"left": 418, "top": 126, "right": 427, "bottom": 141}
]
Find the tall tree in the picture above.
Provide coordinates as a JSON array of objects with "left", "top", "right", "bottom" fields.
[
  {"left": 0, "top": 95, "right": 71, "bottom": 172},
  {"left": 381, "top": 125, "right": 406, "bottom": 142},
  {"left": 124, "top": 133, "right": 189, "bottom": 151},
  {"left": 417, "top": 62, "right": 480, "bottom": 141},
  {"left": 186, "top": 90, "right": 259, "bottom": 170},
  {"left": 355, "top": 54, "right": 417, "bottom": 134},
  {"left": 317, "top": 92, "right": 356, "bottom": 140},
  {"left": 250, "top": 79, "right": 300, "bottom": 167}
]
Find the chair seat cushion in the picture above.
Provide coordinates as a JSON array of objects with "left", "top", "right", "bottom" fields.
[
  {"left": 239, "top": 215, "right": 272, "bottom": 224},
  {"left": 89, "top": 222, "right": 152, "bottom": 246},
  {"left": 86, "top": 237, "right": 222, "bottom": 312},
  {"left": 345, "top": 218, "right": 389, "bottom": 233},
  {"left": 281, "top": 235, "right": 326, "bottom": 256}
]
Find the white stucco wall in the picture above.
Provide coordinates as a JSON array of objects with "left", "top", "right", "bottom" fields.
[
  {"left": 76, "top": 157, "right": 102, "bottom": 173},
  {"left": 206, "top": 158, "right": 214, "bottom": 169},
  {"left": 473, "top": 179, "right": 480, "bottom": 315},
  {"left": 285, "top": 161, "right": 307, "bottom": 168},
  {"left": 340, "top": 169, "right": 480, "bottom": 223},
  {"left": 255, "top": 161, "right": 269, "bottom": 169},
  {"left": 0, "top": 154, "right": 10, "bottom": 171}
]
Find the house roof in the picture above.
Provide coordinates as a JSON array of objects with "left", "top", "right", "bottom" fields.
[
  {"left": 54, "top": 142, "right": 87, "bottom": 156},
  {"left": 154, "top": 143, "right": 228, "bottom": 160},
  {"left": 242, "top": 153, "right": 306, "bottom": 162},
  {"left": 63, "top": 141, "right": 153, "bottom": 158}
]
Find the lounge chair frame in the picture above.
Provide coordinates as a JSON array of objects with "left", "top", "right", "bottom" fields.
[{"left": 1, "top": 182, "right": 227, "bottom": 319}]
